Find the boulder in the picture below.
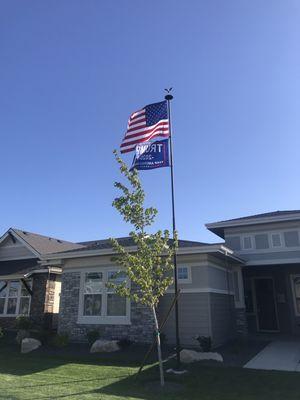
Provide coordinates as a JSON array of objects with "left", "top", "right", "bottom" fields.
[
  {"left": 90, "top": 339, "right": 120, "bottom": 353},
  {"left": 180, "top": 349, "right": 223, "bottom": 364},
  {"left": 21, "top": 338, "right": 41, "bottom": 354}
]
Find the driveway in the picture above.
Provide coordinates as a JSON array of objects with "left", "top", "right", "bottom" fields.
[{"left": 244, "top": 341, "right": 300, "bottom": 372}]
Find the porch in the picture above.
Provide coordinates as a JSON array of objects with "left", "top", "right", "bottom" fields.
[{"left": 243, "top": 264, "right": 300, "bottom": 336}]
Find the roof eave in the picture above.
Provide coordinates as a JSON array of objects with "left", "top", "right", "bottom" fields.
[
  {"left": 41, "top": 244, "right": 244, "bottom": 264},
  {"left": 206, "top": 213, "right": 300, "bottom": 238}
]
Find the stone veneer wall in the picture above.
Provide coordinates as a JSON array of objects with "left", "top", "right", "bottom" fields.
[
  {"left": 58, "top": 271, "right": 155, "bottom": 343},
  {"left": 235, "top": 308, "right": 248, "bottom": 336},
  {"left": 0, "top": 273, "right": 59, "bottom": 330}
]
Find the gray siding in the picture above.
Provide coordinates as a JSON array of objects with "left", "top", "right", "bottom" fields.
[
  {"left": 158, "top": 293, "right": 210, "bottom": 347},
  {"left": 210, "top": 293, "right": 235, "bottom": 346},
  {"left": 0, "top": 237, "right": 34, "bottom": 261},
  {"left": 224, "top": 221, "right": 300, "bottom": 265}
]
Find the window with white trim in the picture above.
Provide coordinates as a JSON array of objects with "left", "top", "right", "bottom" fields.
[
  {"left": 79, "top": 269, "right": 130, "bottom": 324},
  {"left": 107, "top": 271, "right": 127, "bottom": 316},
  {"left": 291, "top": 275, "right": 300, "bottom": 315},
  {"left": 0, "top": 279, "right": 32, "bottom": 316},
  {"left": 177, "top": 266, "right": 191, "bottom": 283},
  {"left": 83, "top": 272, "right": 103, "bottom": 316},
  {"left": 242, "top": 236, "right": 252, "bottom": 250},
  {"left": 271, "top": 233, "right": 282, "bottom": 248}
]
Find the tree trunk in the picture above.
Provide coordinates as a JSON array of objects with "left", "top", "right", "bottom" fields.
[{"left": 152, "top": 305, "right": 165, "bottom": 387}]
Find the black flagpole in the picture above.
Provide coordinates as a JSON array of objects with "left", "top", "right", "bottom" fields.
[{"left": 165, "top": 89, "right": 181, "bottom": 368}]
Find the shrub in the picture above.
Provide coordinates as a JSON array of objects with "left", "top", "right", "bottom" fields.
[
  {"left": 15, "top": 316, "right": 33, "bottom": 330},
  {"left": 50, "top": 333, "right": 69, "bottom": 348},
  {"left": 195, "top": 335, "right": 212, "bottom": 352},
  {"left": 0, "top": 327, "right": 4, "bottom": 339},
  {"left": 118, "top": 338, "right": 132, "bottom": 349},
  {"left": 86, "top": 329, "right": 101, "bottom": 345}
]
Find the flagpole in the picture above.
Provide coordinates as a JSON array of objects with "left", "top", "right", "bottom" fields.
[{"left": 165, "top": 90, "right": 181, "bottom": 368}]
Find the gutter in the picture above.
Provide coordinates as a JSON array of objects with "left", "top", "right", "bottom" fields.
[{"left": 41, "top": 244, "right": 244, "bottom": 264}]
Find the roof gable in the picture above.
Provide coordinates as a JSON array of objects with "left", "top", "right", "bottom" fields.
[
  {"left": 206, "top": 210, "right": 300, "bottom": 238},
  {"left": 0, "top": 234, "right": 37, "bottom": 261},
  {"left": 0, "top": 229, "right": 84, "bottom": 258}
]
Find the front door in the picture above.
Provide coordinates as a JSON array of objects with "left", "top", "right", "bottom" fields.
[{"left": 254, "top": 278, "right": 279, "bottom": 332}]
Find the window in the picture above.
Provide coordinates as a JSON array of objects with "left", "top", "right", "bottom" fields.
[
  {"left": 284, "top": 231, "right": 299, "bottom": 247},
  {"left": 107, "top": 271, "right": 127, "bottom": 316},
  {"left": 291, "top": 275, "right": 300, "bottom": 315},
  {"left": 79, "top": 269, "right": 130, "bottom": 324},
  {"left": 271, "top": 233, "right": 282, "bottom": 247},
  {"left": 254, "top": 234, "right": 269, "bottom": 249},
  {"left": 226, "top": 236, "right": 241, "bottom": 251},
  {"left": 242, "top": 236, "right": 252, "bottom": 250},
  {"left": 0, "top": 281, "right": 7, "bottom": 314},
  {"left": 19, "top": 281, "right": 32, "bottom": 315},
  {"left": 83, "top": 272, "right": 103, "bottom": 316},
  {"left": 177, "top": 266, "right": 191, "bottom": 283},
  {"left": 0, "top": 279, "right": 32, "bottom": 316}
]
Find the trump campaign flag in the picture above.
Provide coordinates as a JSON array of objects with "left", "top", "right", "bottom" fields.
[
  {"left": 130, "top": 139, "right": 170, "bottom": 171},
  {"left": 120, "top": 101, "right": 170, "bottom": 153}
]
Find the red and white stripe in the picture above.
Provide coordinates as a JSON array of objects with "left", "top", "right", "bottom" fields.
[{"left": 120, "top": 108, "right": 169, "bottom": 153}]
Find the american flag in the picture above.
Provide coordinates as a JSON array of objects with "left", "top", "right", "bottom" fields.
[{"left": 120, "top": 101, "right": 170, "bottom": 153}]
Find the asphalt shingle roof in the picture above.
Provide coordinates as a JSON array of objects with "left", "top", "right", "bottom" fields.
[
  {"left": 211, "top": 210, "right": 300, "bottom": 225},
  {"left": 55, "top": 237, "right": 215, "bottom": 254},
  {"left": 11, "top": 228, "right": 84, "bottom": 255}
]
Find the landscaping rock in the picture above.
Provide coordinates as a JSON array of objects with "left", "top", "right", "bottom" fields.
[
  {"left": 90, "top": 339, "right": 120, "bottom": 353},
  {"left": 180, "top": 349, "right": 223, "bottom": 363},
  {"left": 21, "top": 338, "right": 41, "bottom": 354}
]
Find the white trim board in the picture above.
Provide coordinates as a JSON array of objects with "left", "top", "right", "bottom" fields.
[
  {"left": 246, "top": 258, "right": 300, "bottom": 266},
  {"left": 165, "top": 288, "right": 234, "bottom": 295}
]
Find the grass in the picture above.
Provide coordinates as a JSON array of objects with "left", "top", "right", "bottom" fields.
[{"left": 1, "top": 341, "right": 300, "bottom": 399}]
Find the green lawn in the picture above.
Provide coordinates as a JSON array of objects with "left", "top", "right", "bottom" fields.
[{"left": 1, "top": 343, "right": 300, "bottom": 400}]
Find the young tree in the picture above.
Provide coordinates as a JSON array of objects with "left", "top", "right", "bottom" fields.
[{"left": 109, "top": 150, "right": 178, "bottom": 386}]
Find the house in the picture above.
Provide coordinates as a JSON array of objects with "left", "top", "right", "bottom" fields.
[
  {"left": 0, "top": 228, "right": 83, "bottom": 329},
  {"left": 2, "top": 210, "right": 300, "bottom": 347},
  {"left": 47, "top": 238, "right": 243, "bottom": 346},
  {"left": 206, "top": 210, "right": 300, "bottom": 336}
]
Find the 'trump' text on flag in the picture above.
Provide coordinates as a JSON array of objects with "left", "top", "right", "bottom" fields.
[{"left": 130, "top": 139, "right": 170, "bottom": 170}]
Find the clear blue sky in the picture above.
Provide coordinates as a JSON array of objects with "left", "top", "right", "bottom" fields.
[{"left": 1, "top": 1, "right": 300, "bottom": 243}]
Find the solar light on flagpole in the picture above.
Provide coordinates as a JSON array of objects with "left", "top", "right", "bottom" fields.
[{"left": 164, "top": 88, "right": 181, "bottom": 368}]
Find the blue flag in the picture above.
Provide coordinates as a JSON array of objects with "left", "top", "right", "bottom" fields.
[{"left": 130, "top": 139, "right": 170, "bottom": 170}]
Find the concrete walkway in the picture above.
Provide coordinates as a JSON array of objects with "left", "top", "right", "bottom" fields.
[{"left": 244, "top": 341, "right": 300, "bottom": 372}]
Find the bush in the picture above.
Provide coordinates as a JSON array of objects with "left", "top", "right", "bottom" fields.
[
  {"left": 0, "top": 327, "right": 4, "bottom": 339},
  {"left": 86, "top": 329, "right": 101, "bottom": 345},
  {"left": 15, "top": 316, "right": 33, "bottom": 330},
  {"left": 50, "top": 333, "right": 69, "bottom": 348},
  {"left": 118, "top": 338, "right": 132, "bottom": 349},
  {"left": 195, "top": 335, "right": 212, "bottom": 352}
]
